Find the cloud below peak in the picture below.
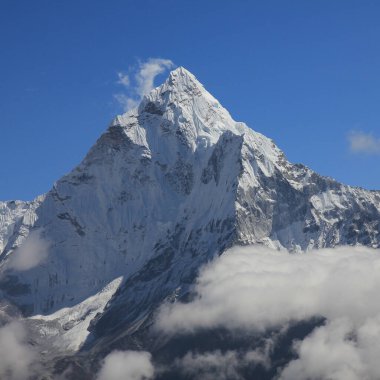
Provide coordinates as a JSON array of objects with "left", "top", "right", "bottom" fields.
[
  {"left": 96, "top": 350, "right": 154, "bottom": 380},
  {"left": 156, "top": 245, "right": 380, "bottom": 334},
  {"left": 156, "top": 245, "right": 380, "bottom": 380},
  {"left": 7, "top": 230, "right": 50, "bottom": 271},
  {"left": 0, "top": 321, "right": 37, "bottom": 380}
]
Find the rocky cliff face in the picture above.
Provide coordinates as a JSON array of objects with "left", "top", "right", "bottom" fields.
[{"left": 0, "top": 67, "right": 379, "bottom": 376}]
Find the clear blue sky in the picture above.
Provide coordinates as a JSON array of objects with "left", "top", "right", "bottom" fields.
[{"left": 1, "top": 0, "right": 379, "bottom": 200}]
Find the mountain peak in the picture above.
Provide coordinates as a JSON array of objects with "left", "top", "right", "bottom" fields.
[
  {"left": 168, "top": 66, "right": 196, "bottom": 80},
  {"left": 117, "top": 66, "right": 250, "bottom": 150},
  {"left": 163, "top": 66, "right": 205, "bottom": 96},
  {"left": 166, "top": 66, "right": 200, "bottom": 89}
]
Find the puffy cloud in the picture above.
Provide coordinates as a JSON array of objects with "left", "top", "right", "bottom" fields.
[
  {"left": 8, "top": 230, "right": 50, "bottom": 271},
  {"left": 96, "top": 350, "right": 154, "bottom": 380},
  {"left": 156, "top": 245, "right": 380, "bottom": 379},
  {"left": 279, "top": 316, "right": 380, "bottom": 380},
  {"left": 0, "top": 321, "right": 37, "bottom": 380},
  {"left": 348, "top": 131, "right": 380, "bottom": 155},
  {"left": 115, "top": 58, "right": 174, "bottom": 111},
  {"left": 157, "top": 246, "right": 380, "bottom": 333}
]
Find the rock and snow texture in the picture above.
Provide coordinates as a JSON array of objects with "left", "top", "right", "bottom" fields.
[
  {"left": 0, "top": 199, "right": 41, "bottom": 254},
  {"left": 0, "top": 67, "right": 379, "bottom": 355},
  {"left": 29, "top": 276, "right": 123, "bottom": 352}
]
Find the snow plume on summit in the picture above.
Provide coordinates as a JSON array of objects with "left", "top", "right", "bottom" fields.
[
  {"left": 157, "top": 245, "right": 380, "bottom": 380},
  {"left": 115, "top": 58, "right": 174, "bottom": 111}
]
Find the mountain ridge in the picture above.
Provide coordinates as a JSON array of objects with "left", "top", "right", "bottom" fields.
[{"left": 0, "top": 67, "right": 379, "bottom": 378}]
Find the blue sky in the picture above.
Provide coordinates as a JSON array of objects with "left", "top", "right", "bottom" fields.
[{"left": 1, "top": 0, "right": 379, "bottom": 200}]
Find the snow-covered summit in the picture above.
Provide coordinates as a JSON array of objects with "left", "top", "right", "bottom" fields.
[{"left": 112, "top": 66, "right": 247, "bottom": 151}]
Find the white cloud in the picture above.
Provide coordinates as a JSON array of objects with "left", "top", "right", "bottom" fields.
[
  {"left": 157, "top": 246, "right": 380, "bottom": 333},
  {"left": 96, "top": 350, "right": 154, "bottom": 380},
  {"left": 156, "top": 245, "right": 380, "bottom": 379},
  {"left": 135, "top": 58, "right": 174, "bottom": 98},
  {"left": 8, "top": 230, "right": 50, "bottom": 271},
  {"left": 348, "top": 131, "right": 380, "bottom": 155},
  {"left": 0, "top": 321, "right": 37, "bottom": 380},
  {"left": 115, "top": 58, "right": 174, "bottom": 112},
  {"left": 279, "top": 317, "right": 380, "bottom": 380}
]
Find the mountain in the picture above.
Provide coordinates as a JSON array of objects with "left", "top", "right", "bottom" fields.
[{"left": 0, "top": 67, "right": 379, "bottom": 378}]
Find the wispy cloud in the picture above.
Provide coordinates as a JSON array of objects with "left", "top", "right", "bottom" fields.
[
  {"left": 116, "top": 72, "right": 130, "bottom": 87},
  {"left": 114, "top": 58, "right": 174, "bottom": 112},
  {"left": 7, "top": 230, "right": 50, "bottom": 271},
  {"left": 96, "top": 350, "right": 154, "bottom": 380},
  {"left": 348, "top": 131, "right": 380, "bottom": 155},
  {"left": 156, "top": 245, "right": 380, "bottom": 379},
  {"left": 174, "top": 345, "right": 272, "bottom": 380}
]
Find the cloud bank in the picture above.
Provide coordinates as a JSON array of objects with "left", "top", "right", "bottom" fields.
[
  {"left": 8, "top": 230, "right": 50, "bottom": 271},
  {"left": 96, "top": 350, "right": 154, "bottom": 380},
  {"left": 0, "top": 321, "right": 37, "bottom": 380},
  {"left": 115, "top": 58, "right": 174, "bottom": 111},
  {"left": 348, "top": 131, "right": 380, "bottom": 155},
  {"left": 156, "top": 245, "right": 380, "bottom": 380},
  {"left": 280, "top": 317, "right": 380, "bottom": 380}
]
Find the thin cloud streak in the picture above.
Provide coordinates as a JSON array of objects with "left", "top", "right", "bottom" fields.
[{"left": 174, "top": 344, "right": 273, "bottom": 380}]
